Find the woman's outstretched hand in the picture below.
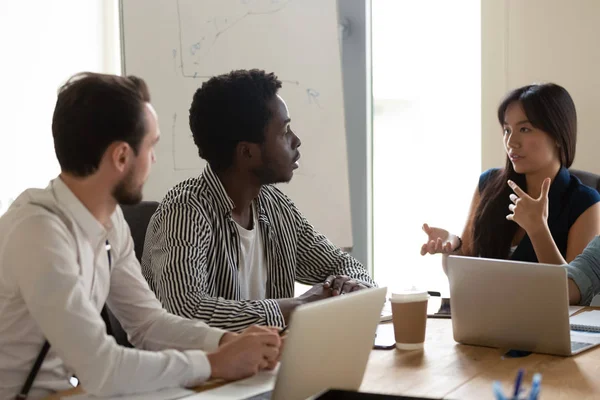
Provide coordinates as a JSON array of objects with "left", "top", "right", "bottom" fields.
[{"left": 420, "top": 223, "right": 459, "bottom": 255}]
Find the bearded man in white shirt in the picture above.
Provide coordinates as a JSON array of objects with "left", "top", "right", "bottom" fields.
[{"left": 0, "top": 72, "right": 281, "bottom": 400}]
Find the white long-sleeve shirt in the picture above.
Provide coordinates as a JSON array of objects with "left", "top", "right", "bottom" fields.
[{"left": 0, "top": 178, "right": 227, "bottom": 400}]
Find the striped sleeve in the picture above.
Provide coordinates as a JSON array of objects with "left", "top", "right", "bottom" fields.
[
  {"left": 146, "top": 201, "right": 285, "bottom": 332},
  {"left": 287, "top": 200, "right": 376, "bottom": 287}
]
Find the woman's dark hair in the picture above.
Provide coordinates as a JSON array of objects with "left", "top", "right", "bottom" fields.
[
  {"left": 52, "top": 72, "right": 151, "bottom": 177},
  {"left": 469, "top": 83, "right": 577, "bottom": 259},
  {"left": 188, "top": 69, "right": 282, "bottom": 171}
]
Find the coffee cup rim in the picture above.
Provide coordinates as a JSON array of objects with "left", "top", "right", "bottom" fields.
[{"left": 389, "top": 291, "right": 430, "bottom": 303}]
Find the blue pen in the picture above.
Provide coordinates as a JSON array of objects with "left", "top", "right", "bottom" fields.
[
  {"left": 493, "top": 381, "right": 507, "bottom": 400},
  {"left": 513, "top": 368, "right": 524, "bottom": 399},
  {"left": 528, "top": 373, "right": 542, "bottom": 400}
]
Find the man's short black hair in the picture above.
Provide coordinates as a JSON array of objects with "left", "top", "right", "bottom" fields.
[
  {"left": 189, "top": 69, "right": 282, "bottom": 171},
  {"left": 52, "top": 72, "right": 151, "bottom": 177}
]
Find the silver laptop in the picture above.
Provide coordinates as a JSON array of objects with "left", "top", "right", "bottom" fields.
[
  {"left": 447, "top": 255, "right": 599, "bottom": 356},
  {"left": 191, "top": 287, "right": 387, "bottom": 400}
]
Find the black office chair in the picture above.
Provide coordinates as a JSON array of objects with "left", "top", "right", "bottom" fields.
[
  {"left": 570, "top": 169, "right": 600, "bottom": 193},
  {"left": 105, "top": 201, "right": 160, "bottom": 348},
  {"left": 121, "top": 201, "right": 160, "bottom": 262}
]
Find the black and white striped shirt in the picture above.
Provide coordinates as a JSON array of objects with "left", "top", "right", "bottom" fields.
[{"left": 141, "top": 165, "right": 375, "bottom": 331}]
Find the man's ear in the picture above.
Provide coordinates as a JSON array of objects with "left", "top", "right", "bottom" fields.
[
  {"left": 236, "top": 141, "right": 260, "bottom": 165},
  {"left": 109, "top": 142, "right": 133, "bottom": 173},
  {"left": 239, "top": 142, "right": 252, "bottom": 160}
]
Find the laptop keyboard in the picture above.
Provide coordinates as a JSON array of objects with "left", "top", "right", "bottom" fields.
[
  {"left": 571, "top": 341, "right": 593, "bottom": 352},
  {"left": 243, "top": 390, "right": 273, "bottom": 400}
]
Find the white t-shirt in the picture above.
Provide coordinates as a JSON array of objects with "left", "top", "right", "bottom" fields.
[{"left": 235, "top": 203, "right": 267, "bottom": 300}]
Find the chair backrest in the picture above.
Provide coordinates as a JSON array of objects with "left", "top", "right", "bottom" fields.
[
  {"left": 570, "top": 169, "right": 600, "bottom": 193},
  {"left": 111, "top": 201, "right": 159, "bottom": 348},
  {"left": 120, "top": 201, "right": 159, "bottom": 262},
  {"left": 104, "top": 306, "right": 133, "bottom": 348}
]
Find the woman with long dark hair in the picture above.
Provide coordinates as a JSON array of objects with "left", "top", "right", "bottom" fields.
[{"left": 421, "top": 83, "right": 600, "bottom": 302}]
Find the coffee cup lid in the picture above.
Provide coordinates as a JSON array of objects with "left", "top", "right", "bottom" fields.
[{"left": 389, "top": 290, "right": 429, "bottom": 303}]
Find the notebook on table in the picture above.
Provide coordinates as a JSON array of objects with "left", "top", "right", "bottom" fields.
[{"left": 570, "top": 310, "right": 600, "bottom": 332}]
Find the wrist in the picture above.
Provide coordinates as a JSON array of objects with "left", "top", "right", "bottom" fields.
[
  {"left": 276, "top": 298, "right": 301, "bottom": 324},
  {"left": 290, "top": 296, "right": 304, "bottom": 308},
  {"left": 207, "top": 351, "right": 223, "bottom": 379},
  {"left": 219, "top": 332, "right": 238, "bottom": 346},
  {"left": 299, "top": 292, "right": 323, "bottom": 304},
  {"left": 527, "top": 220, "right": 550, "bottom": 238}
]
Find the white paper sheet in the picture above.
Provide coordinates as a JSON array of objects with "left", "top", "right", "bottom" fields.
[
  {"left": 571, "top": 330, "right": 600, "bottom": 345},
  {"left": 184, "top": 369, "right": 277, "bottom": 400},
  {"left": 68, "top": 387, "right": 195, "bottom": 400}
]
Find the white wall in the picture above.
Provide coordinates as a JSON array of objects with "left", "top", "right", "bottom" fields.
[
  {"left": 482, "top": 0, "right": 600, "bottom": 173},
  {"left": 0, "top": 0, "right": 120, "bottom": 214}
]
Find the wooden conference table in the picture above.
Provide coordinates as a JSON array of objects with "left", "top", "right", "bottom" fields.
[
  {"left": 361, "top": 314, "right": 600, "bottom": 399},
  {"left": 47, "top": 308, "right": 600, "bottom": 400}
]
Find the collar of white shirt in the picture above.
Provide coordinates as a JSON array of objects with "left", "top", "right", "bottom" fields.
[{"left": 51, "top": 177, "right": 114, "bottom": 247}]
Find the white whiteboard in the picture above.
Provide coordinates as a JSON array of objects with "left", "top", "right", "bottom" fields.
[{"left": 120, "top": 0, "right": 352, "bottom": 248}]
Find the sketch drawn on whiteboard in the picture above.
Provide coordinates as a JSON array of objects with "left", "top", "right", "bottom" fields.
[
  {"left": 173, "top": 0, "right": 304, "bottom": 88},
  {"left": 176, "top": 0, "right": 291, "bottom": 77}
]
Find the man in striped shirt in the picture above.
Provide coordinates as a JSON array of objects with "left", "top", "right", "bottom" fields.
[{"left": 142, "top": 69, "right": 376, "bottom": 331}]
